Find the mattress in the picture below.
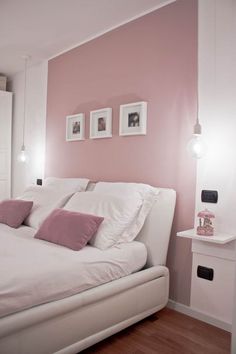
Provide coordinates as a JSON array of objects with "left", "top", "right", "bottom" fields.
[{"left": 0, "top": 224, "right": 147, "bottom": 318}]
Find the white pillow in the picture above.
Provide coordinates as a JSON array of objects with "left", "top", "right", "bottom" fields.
[
  {"left": 94, "top": 182, "right": 159, "bottom": 243},
  {"left": 43, "top": 177, "right": 89, "bottom": 192},
  {"left": 64, "top": 192, "right": 143, "bottom": 250},
  {"left": 94, "top": 182, "right": 157, "bottom": 199},
  {"left": 18, "top": 186, "right": 74, "bottom": 229}
]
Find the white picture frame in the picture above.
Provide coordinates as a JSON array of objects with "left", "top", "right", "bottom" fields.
[
  {"left": 66, "top": 113, "right": 85, "bottom": 141},
  {"left": 90, "top": 108, "right": 112, "bottom": 139},
  {"left": 119, "top": 101, "right": 147, "bottom": 136}
]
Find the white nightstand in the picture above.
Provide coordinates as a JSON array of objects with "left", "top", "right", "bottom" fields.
[
  {"left": 177, "top": 228, "right": 236, "bottom": 331},
  {"left": 177, "top": 229, "right": 236, "bottom": 244}
]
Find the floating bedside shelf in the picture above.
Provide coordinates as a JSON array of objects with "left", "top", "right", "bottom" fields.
[{"left": 177, "top": 229, "right": 236, "bottom": 244}]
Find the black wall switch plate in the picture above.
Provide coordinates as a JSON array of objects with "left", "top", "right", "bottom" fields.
[
  {"left": 36, "top": 179, "right": 43, "bottom": 186},
  {"left": 201, "top": 190, "right": 218, "bottom": 203},
  {"left": 197, "top": 266, "right": 214, "bottom": 281}
]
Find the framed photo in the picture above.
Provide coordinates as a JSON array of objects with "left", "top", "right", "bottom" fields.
[
  {"left": 90, "top": 108, "right": 112, "bottom": 139},
  {"left": 66, "top": 113, "right": 85, "bottom": 141},
  {"left": 119, "top": 101, "right": 147, "bottom": 136}
]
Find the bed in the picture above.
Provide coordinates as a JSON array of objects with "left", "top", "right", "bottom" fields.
[{"left": 0, "top": 185, "right": 176, "bottom": 354}]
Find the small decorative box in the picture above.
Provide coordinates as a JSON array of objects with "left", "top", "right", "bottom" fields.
[{"left": 197, "top": 209, "right": 215, "bottom": 236}]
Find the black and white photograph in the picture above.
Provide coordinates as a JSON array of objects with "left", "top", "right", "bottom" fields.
[
  {"left": 66, "top": 113, "right": 85, "bottom": 141},
  {"left": 98, "top": 117, "right": 106, "bottom": 131},
  {"left": 128, "top": 112, "right": 140, "bottom": 127},
  {"left": 72, "top": 121, "right": 80, "bottom": 134},
  {"left": 90, "top": 108, "right": 112, "bottom": 139},
  {"left": 119, "top": 102, "right": 147, "bottom": 136}
]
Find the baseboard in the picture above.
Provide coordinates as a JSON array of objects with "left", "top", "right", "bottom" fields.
[{"left": 167, "top": 299, "right": 231, "bottom": 332}]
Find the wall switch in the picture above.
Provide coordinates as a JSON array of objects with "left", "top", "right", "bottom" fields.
[
  {"left": 36, "top": 179, "right": 42, "bottom": 186},
  {"left": 201, "top": 190, "right": 218, "bottom": 203},
  {"left": 197, "top": 265, "right": 214, "bottom": 281}
]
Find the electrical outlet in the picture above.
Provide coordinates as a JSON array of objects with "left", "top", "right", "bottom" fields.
[
  {"left": 201, "top": 190, "right": 218, "bottom": 203},
  {"left": 36, "top": 179, "right": 42, "bottom": 186},
  {"left": 197, "top": 266, "right": 214, "bottom": 281}
]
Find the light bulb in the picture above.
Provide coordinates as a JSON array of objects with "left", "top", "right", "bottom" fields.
[
  {"left": 18, "top": 144, "right": 29, "bottom": 163},
  {"left": 187, "top": 134, "right": 207, "bottom": 159}
]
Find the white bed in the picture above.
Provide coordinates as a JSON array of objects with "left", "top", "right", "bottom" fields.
[
  {"left": 0, "top": 187, "right": 176, "bottom": 354},
  {"left": 0, "top": 226, "right": 147, "bottom": 318}
]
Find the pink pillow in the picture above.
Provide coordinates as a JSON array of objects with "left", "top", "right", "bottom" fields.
[
  {"left": 34, "top": 208, "right": 104, "bottom": 251},
  {"left": 0, "top": 199, "right": 33, "bottom": 228}
]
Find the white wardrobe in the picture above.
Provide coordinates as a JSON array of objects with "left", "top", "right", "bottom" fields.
[{"left": 0, "top": 90, "right": 12, "bottom": 200}]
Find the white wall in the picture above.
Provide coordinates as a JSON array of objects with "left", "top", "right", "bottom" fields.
[
  {"left": 193, "top": 0, "right": 236, "bottom": 332},
  {"left": 232, "top": 270, "right": 236, "bottom": 352},
  {"left": 11, "top": 61, "right": 48, "bottom": 197},
  {"left": 0, "top": 91, "right": 12, "bottom": 200},
  {"left": 197, "top": 0, "right": 236, "bottom": 233}
]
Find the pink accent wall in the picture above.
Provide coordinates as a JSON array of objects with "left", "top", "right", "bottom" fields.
[{"left": 46, "top": 0, "right": 197, "bottom": 305}]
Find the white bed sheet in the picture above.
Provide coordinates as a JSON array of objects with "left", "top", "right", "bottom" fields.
[{"left": 0, "top": 224, "right": 147, "bottom": 318}]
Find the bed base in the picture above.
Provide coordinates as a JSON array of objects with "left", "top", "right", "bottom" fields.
[{"left": 0, "top": 266, "right": 168, "bottom": 354}]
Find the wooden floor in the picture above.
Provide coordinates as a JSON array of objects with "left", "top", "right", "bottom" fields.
[{"left": 81, "top": 308, "right": 231, "bottom": 354}]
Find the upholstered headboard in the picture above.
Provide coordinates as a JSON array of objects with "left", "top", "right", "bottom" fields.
[
  {"left": 87, "top": 182, "right": 176, "bottom": 268},
  {"left": 136, "top": 188, "right": 176, "bottom": 268}
]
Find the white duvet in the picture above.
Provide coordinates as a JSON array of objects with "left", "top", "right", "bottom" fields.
[{"left": 0, "top": 224, "right": 147, "bottom": 318}]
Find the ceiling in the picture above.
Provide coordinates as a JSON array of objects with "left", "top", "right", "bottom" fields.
[{"left": 0, "top": 0, "right": 175, "bottom": 77}]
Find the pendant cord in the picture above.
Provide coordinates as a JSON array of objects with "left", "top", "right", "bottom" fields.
[
  {"left": 196, "top": 0, "right": 199, "bottom": 127},
  {"left": 214, "top": 0, "right": 216, "bottom": 106},
  {"left": 22, "top": 56, "right": 28, "bottom": 147}
]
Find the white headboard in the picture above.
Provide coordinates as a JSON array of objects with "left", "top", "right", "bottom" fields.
[
  {"left": 136, "top": 188, "right": 176, "bottom": 267},
  {"left": 87, "top": 182, "right": 176, "bottom": 268}
]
